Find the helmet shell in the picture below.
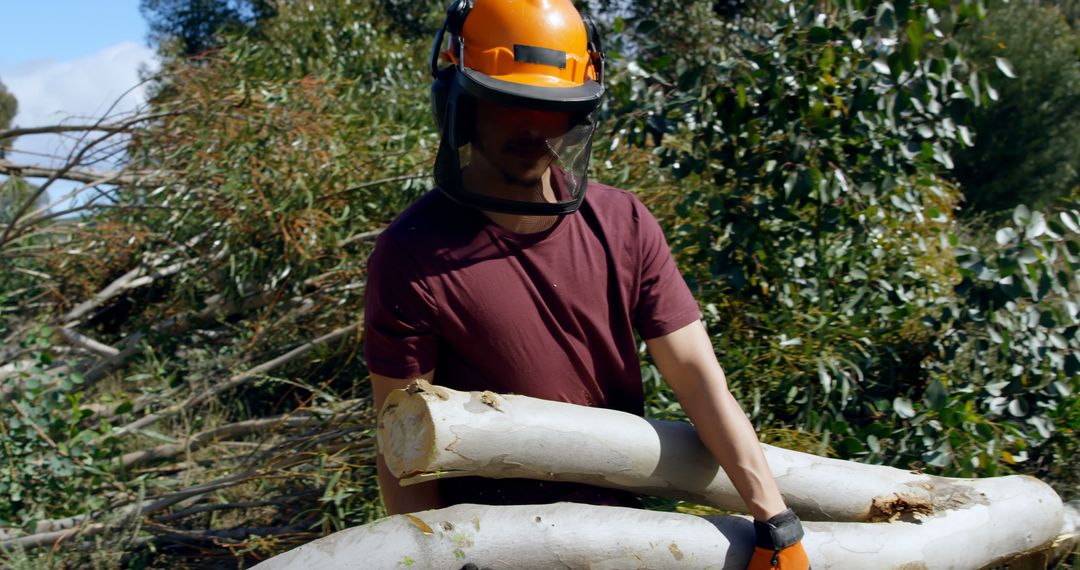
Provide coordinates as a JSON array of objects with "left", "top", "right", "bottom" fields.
[
  {"left": 443, "top": 0, "right": 603, "bottom": 112},
  {"left": 456, "top": 0, "right": 597, "bottom": 88}
]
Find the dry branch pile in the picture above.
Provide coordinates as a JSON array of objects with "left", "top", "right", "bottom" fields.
[{"left": 0, "top": 34, "right": 430, "bottom": 563}]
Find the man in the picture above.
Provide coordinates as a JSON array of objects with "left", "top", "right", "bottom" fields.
[{"left": 364, "top": 0, "right": 809, "bottom": 567}]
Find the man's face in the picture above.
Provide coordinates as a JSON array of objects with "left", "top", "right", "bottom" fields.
[{"left": 471, "top": 102, "right": 573, "bottom": 188}]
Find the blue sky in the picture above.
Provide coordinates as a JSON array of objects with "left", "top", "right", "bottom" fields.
[
  {"left": 1, "top": 0, "right": 155, "bottom": 131},
  {"left": 0, "top": 1, "right": 148, "bottom": 69}
]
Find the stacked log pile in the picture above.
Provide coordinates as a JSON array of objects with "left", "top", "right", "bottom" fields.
[{"left": 256, "top": 381, "right": 1078, "bottom": 569}]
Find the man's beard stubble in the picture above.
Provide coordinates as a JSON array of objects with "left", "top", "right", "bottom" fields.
[{"left": 476, "top": 137, "right": 557, "bottom": 195}]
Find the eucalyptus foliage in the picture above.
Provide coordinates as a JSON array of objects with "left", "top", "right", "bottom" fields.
[
  {"left": 953, "top": 0, "right": 1080, "bottom": 214},
  {"left": 599, "top": 0, "right": 1080, "bottom": 486}
]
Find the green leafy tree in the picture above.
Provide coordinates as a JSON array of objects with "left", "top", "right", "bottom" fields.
[
  {"left": 954, "top": 0, "right": 1080, "bottom": 215},
  {"left": 0, "top": 77, "right": 33, "bottom": 225},
  {"left": 141, "top": 0, "right": 277, "bottom": 57},
  {"left": 0, "top": 77, "right": 16, "bottom": 159},
  {"left": 598, "top": 0, "right": 1079, "bottom": 489}
]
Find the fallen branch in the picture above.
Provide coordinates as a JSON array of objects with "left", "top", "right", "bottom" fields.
[
  {"left": 337, "top": 229, "right": 383, "bottom": 248},
  {"left": 11, "top": 401, "right": 60, "bottom": 450},
  {"left": 1, "top": 458, "right": 370, "bottom": 553},
  {"left": 154, "top": 495, "right": 313, "bottom": 524},
  {"left": 60, "top": 257, "right": 199, "bottom": 326},
  {"left": 0, "top": 435, "right": 368, "bottom": 552},
  {"left": 0, "top": 113, "right": 174, "bottom": 141},
  {"left": 82, "top": 290, "right": 276, "bottom": 387},
  {"left": 57, "top": 326, "right": 119, "bottom": 358},
  {"left": 119, "top": 406, "right": 367, "bottom": 468},
  {"left": 143, "top": 523, "right": 301, "bottom": 545},
  {"left": 1, "top": 397, "right": 374, "bottom": 552},
  {"left": 0, "top": 514, "right": 89, "bottom": 542},
  {"left": 113, "top": 323, "right": 360, "bottom": 437}
]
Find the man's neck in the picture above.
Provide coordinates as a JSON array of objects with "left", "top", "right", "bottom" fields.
[
  {"left": 462, "top": 164, "right": 559, "bottom": 235},
  {"left": 483, "top": 210, "right": 559, "bottom": 234}
]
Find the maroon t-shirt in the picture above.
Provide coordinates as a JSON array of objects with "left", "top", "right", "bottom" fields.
[{"left": 364, "top": 181, "right": 701, "bottom": 504}]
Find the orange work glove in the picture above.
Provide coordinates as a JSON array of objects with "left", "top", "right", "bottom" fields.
[{"left": 747, "top": 508, "right": 811, "bottom": 570}]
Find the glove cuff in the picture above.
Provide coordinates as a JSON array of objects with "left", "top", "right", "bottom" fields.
[{"left": 753, "top": 508, "right": 804, "bottom": 550}]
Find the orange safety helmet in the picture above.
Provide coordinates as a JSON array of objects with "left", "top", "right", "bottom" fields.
[{"left": 431, "top": 0, "right": 606, "bottom": 215}]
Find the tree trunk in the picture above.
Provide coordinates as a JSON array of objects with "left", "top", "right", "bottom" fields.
[
  {"left": 252, "top": 500, "right": 1073, "bottom": 569},
  {"left": 379, "top": 381, "right": 1064, "bottom": 527}
]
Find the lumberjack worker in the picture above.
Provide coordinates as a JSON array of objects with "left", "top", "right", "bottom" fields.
[{"left": 364, "top": 0, "right": 810, "bottom": 567}]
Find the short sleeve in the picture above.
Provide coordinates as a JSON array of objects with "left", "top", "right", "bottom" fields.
[
  {"left": 631, "top": 198, "right": 702, "bottom": 339},
  {"left": 363, "top": 233, "right": 439, "bottom": 378}
]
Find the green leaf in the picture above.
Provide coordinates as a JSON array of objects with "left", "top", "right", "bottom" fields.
[
  {"left": 993, "top": 57, "right": 1016, "bottom": 79},
  {"left": 905, "top": 20, "right": 924, "bottom": 50},
  {"left": 995, "top": 227, "right": 1017, "bottom": 245},
  {"left": 894, "top": 397, "right": 916, "bottom": 419},
  {"left": 926, "top": 380, "right": 947, "bottom": 410},
  {"left": 808, "top": 27, "right": 831, "bottom": 43},
  {"left": 818, "top": 360, "right": 833, "bottom": 393},
  {"left": 1059, "top": 211, "right": 1080, "bottom": 234},
  {"left": 636, "top": 20, "right": 660, "bottom": 35}
]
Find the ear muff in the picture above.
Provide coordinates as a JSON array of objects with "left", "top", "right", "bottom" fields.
[
  {"left": 430, "top": 64, "right": 454, "bottom": 133},
  {"left": 445, "top": 0, "right": 472, "bottom": 35},
  {"left": 434, "top": 74, "right": 474, "bottom": 148},
  {"left": 430, "top": 0, "right": 475, "bottom": 146}
]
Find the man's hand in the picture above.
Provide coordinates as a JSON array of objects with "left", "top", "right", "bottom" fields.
[{"left": 747, "top": 508, "right": 810, "bottom": 569}]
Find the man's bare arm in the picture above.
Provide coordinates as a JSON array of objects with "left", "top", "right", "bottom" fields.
[
  {"left": 645, "top": 320, "right": 787, "bottom": 521},
  {"left": 371, "top": 370, "right": 445, "bottom": 515}
]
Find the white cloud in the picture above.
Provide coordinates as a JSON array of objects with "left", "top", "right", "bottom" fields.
[
  {"left": 2, "top": 42, "right": 158, "bottom": 212},
  {"left": 3, "top": 41, "right": 159, "bottom": 166}
]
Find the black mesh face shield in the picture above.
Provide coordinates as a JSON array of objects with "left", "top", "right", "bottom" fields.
[{"left": 434, "top": 84, "right": 598, "bottom": 216}]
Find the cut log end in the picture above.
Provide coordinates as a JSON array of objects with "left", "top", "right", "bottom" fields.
[{"left": 378, "top": 387, "right": 438, "bottom": 478}]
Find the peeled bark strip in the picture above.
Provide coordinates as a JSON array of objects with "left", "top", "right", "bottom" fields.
[
  {"left": 253, "top": 499, "right": 1067, "bottom": 570},
  {"left": 379, "top": 382, "right": 1064, "bottom": 527}
]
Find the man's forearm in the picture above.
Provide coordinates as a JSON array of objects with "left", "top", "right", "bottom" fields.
[
  {"left": 646, "top": 322, "right": 788, "bottom": 521},
  {"left": 376, "top": 453, "right": 444, "bottom": 515},
  {"left": 687, "top": 388, "right": 787, "bottom": 521}
]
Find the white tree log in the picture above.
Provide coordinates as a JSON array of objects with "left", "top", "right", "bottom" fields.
[
  {"left": 378, "top": 381, "right": 1063, "bottom": 527},
  {"left": 253, "top": 499, "right": 1071, "bottom": 570}
]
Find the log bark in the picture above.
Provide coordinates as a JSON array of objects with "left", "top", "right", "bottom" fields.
[
  {"left": 378, "top": 382, "right": 1064, "bottom": 528},
  {"left": 254, "top": 503, "right": 757, "bottom": 569},
  {"left": 252, "top": 500, "right": 1071, "bottom": 570}
]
